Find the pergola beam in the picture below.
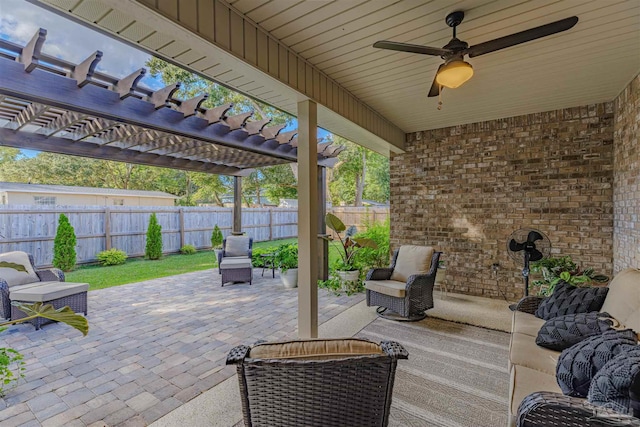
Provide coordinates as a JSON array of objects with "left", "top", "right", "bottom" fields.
[
  {"left": 0, "top": 128, "right": 244, "bottom": 175},
  {"left": 0, "top": 58, "right": 298, "bottom": 162}
]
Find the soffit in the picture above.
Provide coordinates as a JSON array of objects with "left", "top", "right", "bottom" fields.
[
  {"left": 228, "top": 0, "right": 640, "bottom": 132},
  {"left": 34, "top": 0, "right": 640, "bottom": 138}
]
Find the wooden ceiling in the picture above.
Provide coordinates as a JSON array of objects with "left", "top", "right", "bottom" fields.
[{"left": 33, "top": 0, "right": 640, "bottom": 144}]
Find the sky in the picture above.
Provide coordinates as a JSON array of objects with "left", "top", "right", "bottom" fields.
[{"left": 0, "top": 0, "right": 320, "bottom": 158}]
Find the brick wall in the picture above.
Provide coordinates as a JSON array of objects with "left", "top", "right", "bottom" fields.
[
  {"left": 391, "top": 104, "right": 615, "bottom": 300},
  {"left": 613, "top": 74, "right": 640, "bottom": 272}
]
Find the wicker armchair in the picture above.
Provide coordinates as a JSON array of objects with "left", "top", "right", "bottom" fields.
[
  {"left": 0, "top": 252, "right": 64, "bottom": 319},
  {"left": 365, "top": 245, "right": 441, "bottom": 321},
  {"left": 227, "top": 338, "right": 408, "bottom": 427},
  {"left": 517, "top": 391, "right": 640, "bottom": 427},
  {"left": 217, "top": 235, "right": 253, "bottom": 273}
]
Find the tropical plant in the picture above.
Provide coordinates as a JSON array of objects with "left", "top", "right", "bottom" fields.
[
  {"left": 252, "top": 246, "right": 277, "bottom": 268},
  {"left": 53, "top": 213, "right": 77, "bottom": 272},
  {"left": 274, "top": 243, "right": 298, "bottom": 273},
  {"left": 210, "top": 225, "right": 223, "bottom": 249},
  {"left": 531, "top": 255, "right": 609, "bottom": 296},
  {"left": 96, "top": 248, "right": 127, "bottom": 266},
  {"left": 145, "top": 213, "right": 163, "bottom": 260},
  {"left": 318, "top": 275, "right": 363, "bottom": 296},
  {"left": 0, "top": 302, "right": 88, "bottom": 397},
  {"left": 180, "top": 244, "right": 197, "bottom": 255},
  {"left": 324, "top": 213, "right": 378, "bottom": 271}
]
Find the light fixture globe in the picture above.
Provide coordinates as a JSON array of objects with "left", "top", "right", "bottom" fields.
[{"left": 435, "top": 59, "right": 474, "bottom": 89}]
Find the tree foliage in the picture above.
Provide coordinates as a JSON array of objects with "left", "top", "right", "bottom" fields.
[
  {"left": 53, "top": 213, "right": 77, "bottom": 272},
  {"left": 145, "top": 213, "right": 163, "bottom": 260}
]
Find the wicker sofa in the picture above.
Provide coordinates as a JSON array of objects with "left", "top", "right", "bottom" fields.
[{"left": 509, "top": 268, "right": 640, "bottom": 426}]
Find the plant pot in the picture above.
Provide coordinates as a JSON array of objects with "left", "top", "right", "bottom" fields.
[
  {"left": 280, "top": 268, "right": 298, "bottom": 289},
  {"left": 336, "top": 270, "right": 359, "bottom": 291}
]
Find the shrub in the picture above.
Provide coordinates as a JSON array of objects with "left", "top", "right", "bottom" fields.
[
  {"left": 96, "top": 249, "right": 127, "bottom": 266},
  {"left": 180, "top": 244, "right": 197, "bottom": 255},
  {"left": 145, "top": 213, "right": 163, "bottom": 260},
  {"left": 252, "top": 246, "right": 278, "bottom": 267},
  {"left": 352, "top": 218, "right": 390, "bottom": 270},
  {"left": 53, "top": 213, "right": 77, "bottom": 272},
  {"left": 211, "top": 225, "right": 223, "bottom": 249}
]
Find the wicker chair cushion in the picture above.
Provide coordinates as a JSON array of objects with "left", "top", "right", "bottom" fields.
[
  {"left": 600, "top": 268, "right": 640, "bottom": 334},
  {"left": 249, "top": 338, "right": 383, "bottom": 360},
  {"left": 536, "top": 312, "right": 616, "bottom": 351},
  {"left": 535, "top": 281, "right": 609, "bottom": 320},
  {"left": 0, "top": 251, "right": 39, "bottom": 287},
  {"left": 390, "top": 245, "right": 434, "bottom": 283},
  {"left": 556, "top": 329, "right": 638, "bottom": 397},
  {"left": 588, "top": 346, "right": 640, "bottom": 414},
  {"left": 364, "top": 279, "right": 406, "bottom": 298},
  {"left": 224, "top": 236, "right": 250, "bottom": 257},
  {"left": 10, "top": 282, "right": 89, "bottom": 302},
  {"left": 219, "top": 258, "right": 252, "bottom": 269}
]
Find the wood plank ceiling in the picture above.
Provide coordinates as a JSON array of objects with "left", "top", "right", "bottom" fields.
[{"left": 34, "top": 0, "right": 640, "bottom": 138}]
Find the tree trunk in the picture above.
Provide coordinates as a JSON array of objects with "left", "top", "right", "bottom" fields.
[{"left": 355, "top": 152, "right": 366, "bottom": 207}]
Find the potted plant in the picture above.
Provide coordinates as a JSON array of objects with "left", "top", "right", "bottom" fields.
[
  {"left": 211, "top": 225, "right": 224, "bottom": 259},
  {"left": 274, "top": 243, "right": 298, "bottom": 289},
  {"left": 324, "top": 213, "right": 378, "bottom": 288},
  {"left": 531, "top": 255, "right": 609, "bottom": 296}
]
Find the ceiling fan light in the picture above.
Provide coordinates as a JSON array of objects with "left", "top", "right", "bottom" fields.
[{"left": 435, "top": 60, "right": 474, "bottom": 89}]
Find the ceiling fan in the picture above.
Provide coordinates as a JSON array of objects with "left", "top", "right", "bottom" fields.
[{"left": 373, "top": 12, "right": 578, "bottom": 97}]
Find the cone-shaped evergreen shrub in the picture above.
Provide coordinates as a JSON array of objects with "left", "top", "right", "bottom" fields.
[
  {"left": 211, "top": 225, "right": 223, "bottom": 249},
  {"left": 145, "top": 213, "right": 163, "bottom": 260},
  {"left": 53, "top": 213, "right": 77, "bottom": 271}
]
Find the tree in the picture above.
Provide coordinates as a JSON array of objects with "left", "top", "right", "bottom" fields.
[
  {"left": 53, "top": 214, "right": 77, "bottom": 272},
  {"left": 145, "top": 213, "right": 163, "bottom": 260}
]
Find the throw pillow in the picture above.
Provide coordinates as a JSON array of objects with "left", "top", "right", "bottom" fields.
[
  {"left": 556, "top": 329, "right": 638, "bottom": 397},
  {"left": 535, "top": 281, "right": 609, "bottom": 320},
  {"left": 588, "top": 346, "right": 640, "bottom": 415},
  {"left": 536, "top": 312, "right": 616, "bottom": 351}
]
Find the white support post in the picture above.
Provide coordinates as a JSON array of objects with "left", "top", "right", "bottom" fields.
[{"left": 297, "top": 100, "right": 318, "bottom": 339}]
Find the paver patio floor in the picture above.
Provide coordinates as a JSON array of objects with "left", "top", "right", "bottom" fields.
[{"left": 0, "top": 268, "right": 364, "bottom": 426}]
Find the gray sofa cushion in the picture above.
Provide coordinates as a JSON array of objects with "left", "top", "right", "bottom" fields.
[
  {"left": 588, "top": 346, "right": 640, "bottom": 414},
  {"left": 535, "top": 281, "right": 609, "bottom": 320},
  {"left": 0, "top": 251, "right": 39, "bottom": 287},
  {"left": 556, "top": 329, "right": 638, "bottom": 397},
  {"left": 9, "top": 282, "right": 89, "bottom": 302},
  {"left": 536, "top": 312, "right": 615, "bottom": 351}
]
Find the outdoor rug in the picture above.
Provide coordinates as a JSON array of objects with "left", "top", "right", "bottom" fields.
[{"left": 357, "top": 317, "right": 510, "bottom": 427}]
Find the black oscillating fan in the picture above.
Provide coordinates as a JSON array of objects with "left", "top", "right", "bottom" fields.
[{"left": 507, "top": 229, "right": 551, "bottom": 296}]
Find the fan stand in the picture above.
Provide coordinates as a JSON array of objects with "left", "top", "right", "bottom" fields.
[{"left": 522, "top": 251, "right": 531, "bottom": 297}]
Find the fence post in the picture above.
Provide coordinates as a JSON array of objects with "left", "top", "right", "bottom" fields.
[
  {"left": 373, "top": 210, "right": 377, "bottom": 223},
  {"left": 179, "top": 208, "right": 185, "bottom": 248},
  {"left": 104, "top": 207, "right": 111, "bottom": 250},
  {"left": 269, "top": 208, "right": 273, "bottom": 241}
]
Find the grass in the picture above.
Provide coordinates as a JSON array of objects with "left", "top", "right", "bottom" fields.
[{"left": 66, "top": 238, "right": 299, "bottom": 291}]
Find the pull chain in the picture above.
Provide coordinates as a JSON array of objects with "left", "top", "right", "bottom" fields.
[{"left": 437, "top": 85, "right": 443, "bottom": 110}]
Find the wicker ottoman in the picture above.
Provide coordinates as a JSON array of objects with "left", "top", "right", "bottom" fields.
[
  {"left": 220, "top": 258, "right": 252, "bottom": 286},
  {"left": 10, "top": 281, "right": 88, "bottom": 329}
]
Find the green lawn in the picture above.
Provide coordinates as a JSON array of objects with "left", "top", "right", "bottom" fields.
[{"left": 66, "top": 238, "right": 299, "bottom": 290}]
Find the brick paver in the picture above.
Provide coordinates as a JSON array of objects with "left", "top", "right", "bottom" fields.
[{"left": 0, "top": 268, "right": 363, "bottom": 426}]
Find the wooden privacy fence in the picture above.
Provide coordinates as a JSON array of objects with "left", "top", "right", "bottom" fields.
[{"left": 0, "top": 205, "right": 388, "bottom": 267}]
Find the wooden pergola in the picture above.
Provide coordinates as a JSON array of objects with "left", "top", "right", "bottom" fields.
[{"left": 0, "top": 29, "right": 342, "bottom": 248}]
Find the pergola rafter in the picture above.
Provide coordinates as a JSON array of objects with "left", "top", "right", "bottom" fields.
[{"left": 0, "top": 28, "right": 344, "bottom": 176}]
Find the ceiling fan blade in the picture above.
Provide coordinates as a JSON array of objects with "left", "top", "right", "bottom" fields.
[
  {"left": 466, "top": 16, "right": 578, "bottom": 58},
  {"left": 527, "top": 231, "right": 543, "bottom": 243},
  {"left": 509, "top": 239, "right": 525, "bottom": 252},
  {"left": 528, "top": 248, "right": 544, "bottom": 262},
  {"left": 373, "top": 40, "right": 452, "bottom": 56},
  {"left": 427, "top": 64, "right": 443, "bottom": 97}
]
